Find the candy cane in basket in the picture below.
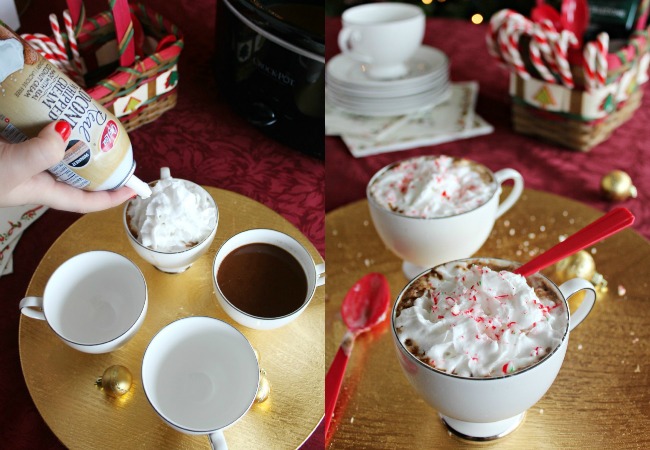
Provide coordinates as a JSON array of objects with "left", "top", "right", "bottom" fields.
[
  {"left": 63, "top": 9, "right": 85, "bottom": 75},
  {"left": 529, "top": 26, "right": 555, "bottom": 82},
  {"left": 486, "top": 9, "right": 515, "bottom": 58},
  {"left": 48, "top": 14, "right": 68, "bottom": 56},
  {"left": 507, "top": 15, "right": 532, "bottom": 79},
  {"left": 21, "top": 33, "right": 85, "bottom": 86},
  {"left": 553, "top": 30, "right": 578, "bottom": 88},
  {"left": 495, "top": 13, "right": 529, "bottom": 78},
  {"left": 22, "top": 34, "right": 62, "bottom": 61},
  {"left": 532, "top": 21, "right": 559, "bottom": 82},
  {"left": 497, "top": 21, "right": 515, "bottom": 67},
  {"left": 583, "top": 41, "right": 597, "bottom": 92},
  {"left": 595, "top": 32, "right": 609, "bottom": 87}
]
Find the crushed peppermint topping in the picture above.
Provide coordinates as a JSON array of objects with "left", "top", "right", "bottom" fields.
[
  {"left": 395, "top": 260, "right": 567, "bottom": 378},
  {"left": 369, "top": 155, "right": 497, "bottom": 218}
]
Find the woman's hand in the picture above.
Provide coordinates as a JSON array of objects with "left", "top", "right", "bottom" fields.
[{"left": 0, "top": 120, "right": 135, "bottom": 213}]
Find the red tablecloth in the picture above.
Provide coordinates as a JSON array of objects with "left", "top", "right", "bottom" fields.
[
  {"left": 326, "top": 17, "right": 649, "bottom": 241},
  {"left": 0, "top": 1, "right": 323, "bottom": 448}
]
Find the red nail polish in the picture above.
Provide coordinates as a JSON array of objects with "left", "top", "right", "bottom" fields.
[{"left": 54, "top": 120, "right": 71, "bottom": 141}]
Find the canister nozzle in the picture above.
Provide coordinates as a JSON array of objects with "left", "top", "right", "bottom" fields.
[{"left": 125, "top": 175, "right": 152, "bottom": 199}]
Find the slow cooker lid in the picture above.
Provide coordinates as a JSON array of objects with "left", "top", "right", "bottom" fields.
[{"left": 224, "top": 0, "right": 324, "bottom": 61}]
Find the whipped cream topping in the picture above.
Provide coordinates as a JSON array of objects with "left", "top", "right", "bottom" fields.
[
  {"left": 395, "top": 261, "right": 567, "bottom": 377},
  {"left": 127, "top": 173, "right": 216, "bottom": 253},
  {"left": 369, "top": 155, "right": 496, "bottom": 218}
]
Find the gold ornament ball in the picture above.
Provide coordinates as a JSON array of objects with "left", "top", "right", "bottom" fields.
[
  {"left": 255, "top": 369, "right": 271, "bottom": 404},
  {"left": 601, "top": 170, "right": 637, "bottom": 201},
  {"left": 555, "top": 251, "right": 596, "bottom": 284},
  {"left": 96, "top": 365, "right": 133, "bottom": 398}
]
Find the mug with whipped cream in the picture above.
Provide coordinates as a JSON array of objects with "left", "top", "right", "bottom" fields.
[
  {"left": 123, "top": 167, "right": 218, "bottom": 273},
  {"left": 391, "top": 258, "right": 595, "bottom": 440},
  {"left": 367, "top": 155, "right": 524, "bottom": 279}
]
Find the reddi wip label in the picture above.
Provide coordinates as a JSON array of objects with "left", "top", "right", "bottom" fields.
[{"left": 0, "top": 21, "right": 134, "bottom": 191}]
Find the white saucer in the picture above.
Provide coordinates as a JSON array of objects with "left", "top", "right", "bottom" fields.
[
  {"left": 326, "top": 82, "right": 449, "bottom": 107},
  {"left": 326, "top": 84, "right": 451, "bottom": 117},
  {"left": 326, "top": 45, "right": 449, "bottom": 89},
  {"left": 326, "top": 70, "right": 449, "bottom": 98}
]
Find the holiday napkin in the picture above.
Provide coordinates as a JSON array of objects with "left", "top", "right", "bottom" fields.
[
  {"left": 0, "top": 205, "right": 48, "bottom": 276},
  {"left": 327, "top": 82, "right": 494, "bottom": 158}
]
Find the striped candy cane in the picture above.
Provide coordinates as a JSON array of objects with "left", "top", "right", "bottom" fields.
[
  {"left": 21, "top": 34, "right": 58, "bottom": 61},
  {"left": 497, "top": 24, "right": 515, "bottom": 66},
  {"left": 534, "top": 20, "right": 561, "bottom": 77},
  {"left": 583, "top": 42, "right": 597, "bottom": 91},
  {"left": 530, "top": 38, "right": 555, "bottom": 82},
  {"left": 595, "top": 32, "right": 609, "bottom": 86},
  {"left": 486, "top": 9, "right": 516, "bottom": 58},
  {"left": 21, "top": 33, "right": 85, "bottom": 86},
  {"left": 48, "top": 14, "right": 66, "bottom": 56},
  {"left": 508, "top": 15, "right": 533, "bottom": 79},
  {"left": 496, "top": 13, "right": 532, "bottom": 78},
  {"left": 552, "top": 30, "right": 578, "bottom": 88},
  {"left": 63, "top": 10, "right": 85, "bottom": 75}
]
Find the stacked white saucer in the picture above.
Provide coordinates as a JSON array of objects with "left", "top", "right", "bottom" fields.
[{"left": 326, "top": 45, "right": 451, "bottom": 117}]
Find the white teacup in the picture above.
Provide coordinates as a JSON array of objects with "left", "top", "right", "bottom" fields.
[
  {"left": 142, "top": 316, "right": 259, "bottom": 449},
  {"left": 123, "top": 169, "right": 218, "bottom": 273},
  {"left": 391, "top": 258, "right": 596, "bottom": 440},
  {"left": 212, "top": 229, "right": 325, "bottom": 330},
  {"left": 338, "top": 3, "right": 425, "bottom": 79},
  {"left": 19, "top": 251, "right": 148, "bottom": 354},
  {"left": 367, "top": 156, "right": 524, "bottom": 279}
]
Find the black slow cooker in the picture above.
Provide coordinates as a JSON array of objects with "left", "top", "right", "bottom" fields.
[{"left": 216, "top": 0, "right": 324, "bottom": 159}]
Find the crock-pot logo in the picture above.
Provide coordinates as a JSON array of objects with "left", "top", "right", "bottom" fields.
[{"left": 253, "top": 57, "right": 295, "bottom": 86}]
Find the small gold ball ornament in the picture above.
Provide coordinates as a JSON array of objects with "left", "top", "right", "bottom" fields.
[
  {"left": 555, "top": 250, "right": 608, "bottom": 292},
  {"left": 96, "top": 365, "right": 133, "bottom": 397},
  {"left": 601, "top": 170, "right": 637, "bottom": 201},
  {"left": 255, "top": 368, "right": 271, "bottom": 403}
]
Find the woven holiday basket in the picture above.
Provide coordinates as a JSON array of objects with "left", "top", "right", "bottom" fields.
[
  {"left": 488, "top": 1, "right": 650, "bottom": 151},
  {"left": 21, "top": 0, "right": 183, "bottom": 132}
]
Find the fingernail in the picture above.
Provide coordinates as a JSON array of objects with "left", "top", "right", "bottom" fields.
[{"left": 54, "top": 120, "right": 71, "bottom": 141}]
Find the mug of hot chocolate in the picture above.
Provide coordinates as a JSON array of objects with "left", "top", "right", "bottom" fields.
[
  {"left": 391, "top": 258, "right": 595, "bottom": 440},
  {"left": 212, "top": 228, "right": 325, "bottom": 330},
  {"left": 123, "top": 167, "right": 218, "bottom": 273},
  {"left": 367, "top": 155, "right": 524, "bottom": 279}
]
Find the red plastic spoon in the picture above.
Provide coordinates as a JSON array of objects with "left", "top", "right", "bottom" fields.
[
  {"left": 324, "top": 273, "right": 391, "bottom": 436},
  {"left": 515, "top": 207, "right": 634, "bottom": 277},
  {"left": 531, "top": 0, "right": 562, "bottom": 30},
  {"left": 561, "top": 0, "right": 590, "bottom": 45}
]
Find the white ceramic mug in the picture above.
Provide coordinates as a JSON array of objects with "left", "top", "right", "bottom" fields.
[
  {"left": 391, "top": 258, "right": 596, "bottom": 440},
  {"left": 367, "top": 156, "right": 524, "bottom": 280},
  {"left": 123, "top": 172, "right": 218, "bottom": 274},
  {"left": 212, "top": 229, "right": 325, "bottom": 330},
  {"left": 142, "top": 316, "right": 259, "bottom": 450},
  {"left": 338, "top": 3, "right": 425, "bottom": 79},
  {"left": 19, "top": 251, "right": 147, "bottom": 354}
]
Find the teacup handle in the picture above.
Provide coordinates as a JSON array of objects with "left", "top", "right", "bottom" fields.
[
  {"left": 208, "top": 430, "right": 227, "bottom": 450},
  {"left": 315, "top": 262, "right": 325, "bottom": 287},
  {"left": 337, "top": 27, "right": 373, "bottom": 64},
  {"left": 494, "top": 168, "right": 524, "bottom": 219},
  {"left": 19, "top": 297, "right": 46, "bottom": 321},
  {"left": 559, "top": 278, "right": 596, "bottom": 332}
]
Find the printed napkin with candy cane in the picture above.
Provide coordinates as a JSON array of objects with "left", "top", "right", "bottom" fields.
[{"left": 0, "top": 205, "right": 48, "bottom": 276}]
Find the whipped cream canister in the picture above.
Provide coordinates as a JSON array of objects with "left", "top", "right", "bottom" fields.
[{"left": 0, "top": 22, "right": 150, "bottom": 198}]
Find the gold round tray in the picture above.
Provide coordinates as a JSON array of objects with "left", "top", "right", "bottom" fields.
[
  {"left": 19, "top": 187, "right": 324, "bottom": 450},
  {"left": 325, "top": 188, "right": 650, "bottom": 448}
]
